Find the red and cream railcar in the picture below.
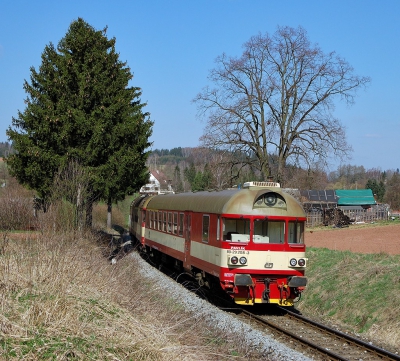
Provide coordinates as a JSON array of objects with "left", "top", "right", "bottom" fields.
[{"left": 130, "top": 181, "right": 307, "bottom": 306}]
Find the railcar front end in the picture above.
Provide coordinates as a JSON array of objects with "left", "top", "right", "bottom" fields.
[{"left": 217, "top": 214, "right": 307, "bottom": 306}]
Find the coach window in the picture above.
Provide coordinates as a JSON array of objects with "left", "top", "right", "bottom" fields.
[
  {"left": 158, "top": 211, "right": 162, "bottom": 230},
  {"left": 202, "top": 215, "right": 210, "bottom": 243},
  {"left": 163, "top": 212, "right": 167, "bottom": 232},
  {"left": 153, "top": 211, "right": 157, "bottom": 230},
  {"left": 141, "top": 210, "right": 146, "bottom": 226},
  {"left": 187, "top": 214, "right": 191, "bottom": 240},
  {"left": 217, "top": 216, "right": 220, "bottom": 241},
  {"left": 168, "top": 212, "right": 172, "bottom": 233},
  {"left": 179, "top": 213, "right": 184, "bottom": 236},
  {"left": 288, "top": 221, "right": 304, "bottom": 244},
  {"left": 173, "top": 212, "right": 178, "bottom": 234}
]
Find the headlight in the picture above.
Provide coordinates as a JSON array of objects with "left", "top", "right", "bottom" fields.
[
  {"left": 230, "top": 256, "right": 238, "bottom": 265},
  {"left": 239, "top": 256, "right": 247, "bottom": 265},
  {"left": 264, "top": 193, "right": 277, "bottom": 206},
  {"left": 289, "top": 258, "right": 297, "bottom": 266},
  {"left": 298, "top": 258, "right": 306, "bottom": 267}
]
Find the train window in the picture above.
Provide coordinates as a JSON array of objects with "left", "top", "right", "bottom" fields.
[
  {"left": 179, "top": 213, "right": 184, "bottom": 236},
  {"left": 150, "top": 211, "right": 154, "bottom": 229},
  {"left": 217, "top": 216, "right": 220, "bottom": 241},
  {"left": 253, "top": 220, "right": 284, "bottom": 243},
  {"left": 187, "top": 214, "right": 191, "bottom": 239},
  {"left": 163, "top": 212, "right": 167, "bottom": 232},
  {"left": 202, "top": 215, "right": 210, "bottom": 243},
  {"left": 173, "top": 212, "right": 178, "bottom": 234},
  {"left": 168, "top": 212, "right": 172, "bottom": 233},
  {"left": 146, "top": 211, "right": 150, "bottom": 228},
  {"left": 141, "top": 210, "right": 146, "bottom": 226},
  {"left": 223, "top": 218, "right": 250, "bottom": 242},
  {"left": 288, "top": 221, "right": 304, "bottom": 244}
]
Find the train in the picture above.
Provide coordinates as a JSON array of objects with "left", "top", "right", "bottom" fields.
[{"left": 129, "top": 181, "right": 307, "bottom": 307}]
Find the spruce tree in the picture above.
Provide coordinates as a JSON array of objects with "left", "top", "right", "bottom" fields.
[{"left": 7, "top": 18, "right": 153, "bottom": 227}]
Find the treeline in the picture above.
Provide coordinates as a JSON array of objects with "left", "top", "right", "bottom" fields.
[{"left": 148, "top": 147, "right": 400, "bottom": 210}]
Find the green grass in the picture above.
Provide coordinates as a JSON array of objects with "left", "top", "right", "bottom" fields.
[{"left": 298, "top": 247, "right": 400, "bottom": 338}]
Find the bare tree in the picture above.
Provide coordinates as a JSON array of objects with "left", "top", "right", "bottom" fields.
[
  {"left": 385, "top": 172, "right": 400, "bottom": 210},
  {"left": 194, "top": 26, "right": 370, "bottom": 184},
  {"left": 37, "top": 160, "right": 93, "bottom": 233}
]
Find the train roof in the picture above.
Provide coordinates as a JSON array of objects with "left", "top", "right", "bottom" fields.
[{"left": 143, "top": 181, "right": 305, "bottom": 217}]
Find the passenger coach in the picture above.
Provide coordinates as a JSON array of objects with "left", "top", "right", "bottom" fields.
[{"left": 130, "top": 181, "right": 307, "bottom": 306}]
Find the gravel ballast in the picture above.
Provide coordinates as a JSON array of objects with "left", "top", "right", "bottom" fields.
[{"left": 129, "top": 252, "right": 312, "bottom": 360}]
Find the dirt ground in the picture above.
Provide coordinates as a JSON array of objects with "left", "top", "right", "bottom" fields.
[{"left": 305, "top": 223, "right": 400, "bottom": 255}]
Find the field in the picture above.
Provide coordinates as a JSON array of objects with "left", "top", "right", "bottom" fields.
[
  {"left": 305, "top": 222, "right": 400, "bottom": 254},
  {"left": 298, "top": 221, "right": 400, "bottom": 352}
]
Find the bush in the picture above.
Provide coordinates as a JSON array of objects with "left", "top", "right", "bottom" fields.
[{"left": 0, "top": 178, "right": 36, "bottom": 231}]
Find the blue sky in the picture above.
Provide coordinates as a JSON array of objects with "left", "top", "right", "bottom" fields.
[{"left": 1, "top": 0, "right": 399, "bottom": 172}]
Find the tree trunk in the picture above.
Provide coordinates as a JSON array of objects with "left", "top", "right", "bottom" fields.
[
  {"left": 107, "top": 197, "right": 112, "bottom": 229},
  {"left": 85, "top": 199, "right": 93, "bottom": 229},
  {"left": 76, "top": 184, "right": 83, "bottom": 231}
]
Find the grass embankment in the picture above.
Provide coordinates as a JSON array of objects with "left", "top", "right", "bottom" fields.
[
  {"left": 298, "top": 247, "right": 400, "bottom": 350},
  {"left": 0, "top": 231, "right": 266, "bottom": 361}
]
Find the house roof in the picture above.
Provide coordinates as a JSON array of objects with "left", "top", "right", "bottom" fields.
[
  {"left": 335, "top": 189, "right": 376, "bottom": 206},
  {"left": 300, "top": 190, "right": 337, "bottom": 203},
  {"left": 150, "top": 170, "right": 168, "bottom": 183},
  {"left": 300, "top": 189, "right": 377, "bottom": 207}
]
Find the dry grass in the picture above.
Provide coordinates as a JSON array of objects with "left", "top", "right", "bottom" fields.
[
  {"left": 0, "top": 230, "right": 269, "bottom": 360},
  {"left": 92, "top": 203, "right": 126, "bottom": 231}
]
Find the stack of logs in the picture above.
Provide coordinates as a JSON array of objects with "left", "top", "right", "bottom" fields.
[{"left": 323, "top": 208, "right": 351, "bottom": 227}]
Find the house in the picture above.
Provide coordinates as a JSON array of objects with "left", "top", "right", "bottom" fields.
[
  {"left": 300, "top": 188, "right": 387, "bottom": 224},
  {"left": 139, "top": 170, "right": 174, "bottom": 195},
  {"left": 300, "top": 189, "right": 376, "bottom": 210}
]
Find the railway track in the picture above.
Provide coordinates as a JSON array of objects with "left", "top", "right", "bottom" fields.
[
  {"left": 138, "top": 251, "right": 399, "bottom": 360},
  {"left": 231, "top": 306, "right": 400, "bottom": 361}
]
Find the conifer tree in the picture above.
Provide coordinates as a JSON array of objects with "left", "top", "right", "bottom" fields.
[{"left": 6, "top": 18, "right": 153, "bottom": 227}]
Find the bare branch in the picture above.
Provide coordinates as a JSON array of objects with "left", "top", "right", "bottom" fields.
[{"left": 194, "top": 26, "right": 370, "bottom": 183}]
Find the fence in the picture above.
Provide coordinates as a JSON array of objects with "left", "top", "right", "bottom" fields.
[
  {"left": 306, "top": 213, "right": 324, "bottom": 228},
  {"left": 306, "top": 204, "right": 389, "bottom": 228}
]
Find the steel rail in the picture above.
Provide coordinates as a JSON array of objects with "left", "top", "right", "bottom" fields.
[
  {"left": 240, "top": 308, "right": 350, "bottom": 361},
  {"left": 280, "top": 306, "right": 400, "bottom": 361}
]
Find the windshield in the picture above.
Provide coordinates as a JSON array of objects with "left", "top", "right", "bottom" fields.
[
  {"left": 223, "top": 218, "right": 250, "bottom": 243},
  {"left": 253, "top": 219, "right": 285, "bottom": 244},
  {"left": 288, "top": 221, "right": 305, "bottom": 244}
]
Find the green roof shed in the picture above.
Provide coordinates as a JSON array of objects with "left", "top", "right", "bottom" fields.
[{"left": 335, "top": 189, "right": 376, "bottom": 206}]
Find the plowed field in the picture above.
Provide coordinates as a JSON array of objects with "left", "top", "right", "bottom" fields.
[{"left": 305, "top": 223, "right": 400, "bottom": 255}]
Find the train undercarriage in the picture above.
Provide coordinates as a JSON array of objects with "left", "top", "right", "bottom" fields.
[{"left": 139, "top": 243, "right": 306, "bottom": 307}]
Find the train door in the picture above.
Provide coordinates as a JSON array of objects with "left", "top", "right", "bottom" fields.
[
  {"left": 183, "top": 212, "right": 191, "bottom": 270},
  {"left": 140, "top": 209, "right": 146, "bottom": 246}
]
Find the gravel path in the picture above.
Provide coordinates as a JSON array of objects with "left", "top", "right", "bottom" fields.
[{"left": 130, "top": 252, "right": 312, "bottom": 361}]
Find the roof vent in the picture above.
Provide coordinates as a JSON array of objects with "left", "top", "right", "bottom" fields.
[{"left": 243, "top": 181, "right": 281, "bottom": 189}]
